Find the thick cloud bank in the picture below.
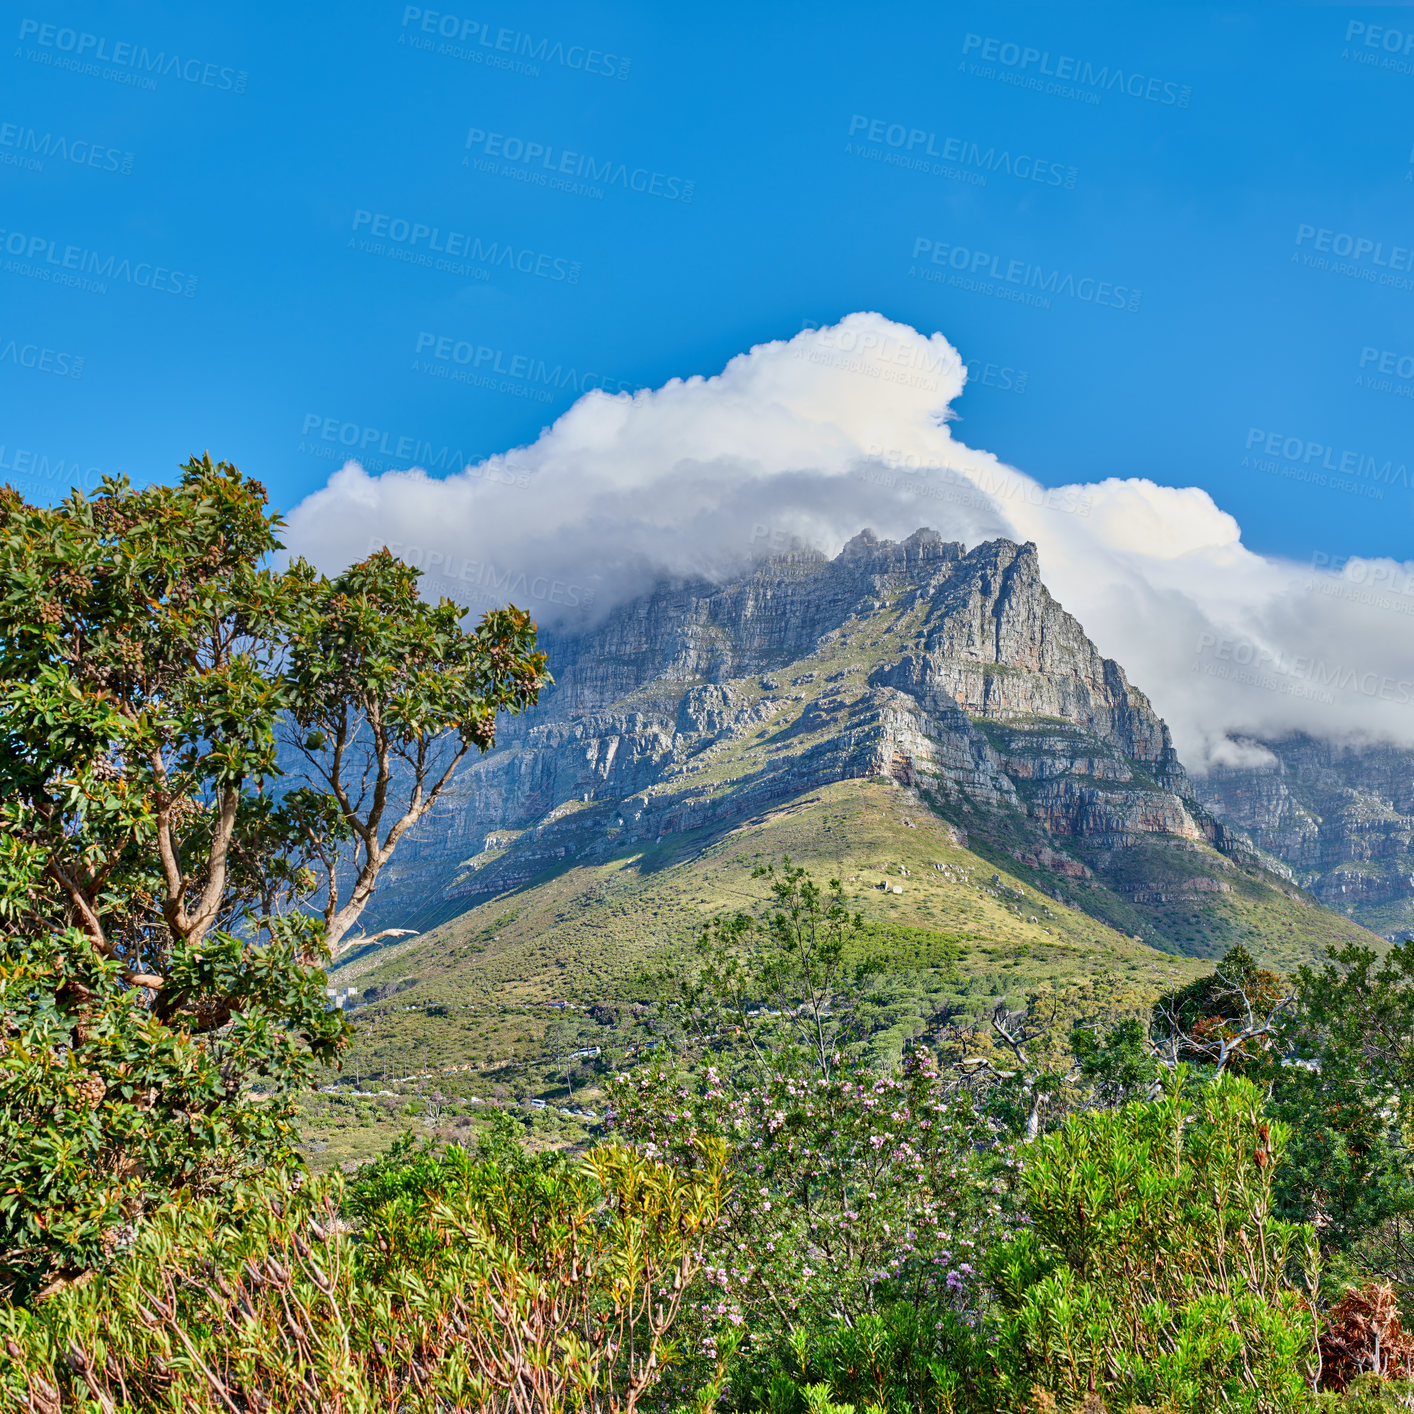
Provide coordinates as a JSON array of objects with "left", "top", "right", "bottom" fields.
[{"left": 285, "top": 313, "right": 1414, "bottom": 769}]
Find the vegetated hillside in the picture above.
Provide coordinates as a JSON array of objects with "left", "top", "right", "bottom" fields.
[
  {"left": 1197, "top": 733, "right": 1414, "bottom": 938},
  {"left": 313, "top": 530, "right": 1383, "bottom": 1165},
  {"left": 329, "top": 772, "right": 1371, "bottom": 1086},
  {"left": 331, "top": 776, "right": 1197, "bottom": 1081}
]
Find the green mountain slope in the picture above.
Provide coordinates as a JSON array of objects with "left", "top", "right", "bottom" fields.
[{"left": 310, "top": 532, "right": 1383, "bottom": 1165}]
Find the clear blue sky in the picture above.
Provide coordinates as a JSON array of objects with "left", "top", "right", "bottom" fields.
[{"left": 3, "top": 1, "right": 1411, "bottom": 561}]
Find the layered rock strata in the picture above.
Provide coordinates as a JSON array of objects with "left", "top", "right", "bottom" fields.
[
  {"left": 373, "top": 530, "right": 1257, "bottom": 926},
  {"left": 1197, "top": 736, "right": 1414, "bottom": 933}
]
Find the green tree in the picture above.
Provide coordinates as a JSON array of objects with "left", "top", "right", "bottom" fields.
[
  {"left": 0, "top": 460, "right": 545, "bottom": 1298},
  {"left": 661, "top": 857, "right": 886, "bottom": 1083},
  {"left": 1070, "top": 1015, "right": 1153, "bottom": 1108},
  {"left": 1267, "top": 942, "right": 1414, "bottom": 1254}
]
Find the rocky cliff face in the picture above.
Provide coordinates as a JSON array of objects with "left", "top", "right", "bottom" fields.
[
  {"left": 1196, "top": 737, "right": 1414, "bottom": 936},
  {"left": 372, "top": 530, "right": 1279, "bottom": 950}
]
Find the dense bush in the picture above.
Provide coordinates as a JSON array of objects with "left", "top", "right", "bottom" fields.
[
  {"left": 1269, "top": 943, "right": 1414, "bottom": 1256},
  {"left": 990, "top": 1067, "right": 1321, "bottom": 1413},
  {"left": 733, "top": 1304, "right": 984, "bottom": 1414},
  {"left": 0, "top": 1134, "right": 726, "bottom": 1412},
  {"left": 8, "top": 1004, "right": 1414, "bottom": 1411},
  {"left": 616, "top": 859, "right": 1020, "bottom": 1406},
  {"left": 609, "top": 1053, "right": 1008, "bottom": 1369}
]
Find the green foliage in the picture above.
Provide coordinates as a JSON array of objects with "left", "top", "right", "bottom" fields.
[
  {"left": 339, "top": 1113, "right": 551, "bottom": 1273},
  {"left": 0, "top": 1134, "right": 727, "bottom": 1412},
  {"left": 1268, "top": 943, "right": 1414, "bottom": 1254},
  {"left": 0, "top": 461, "right": 545, "bottom": 1298},
  {"left": 1070, "top": 1016, "right": 1153, "bottom": 1107},
  {"left": 661, "top": 857, "right": 888, "bottom": 1082},
  {"left": 735, "top": 1304, "right": 988, "bottom": 1414},
  {"left": 1317, "top": 1375, "right": 1414, "bottom": 1412},
  {"left": 0, "top": 919, "right": 338, "bottom": 1303},
  {"left": 990, "top": 1067, "right": 1321, "bottom": 1413},
  {"left": 341, "top": 1127, "right": 469, "bottom": 1222}
]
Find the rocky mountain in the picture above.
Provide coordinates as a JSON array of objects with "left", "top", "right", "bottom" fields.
[
  {"left": 1196, "top": 736, "right": 1414, "bottom": 938},
  {"left": 362, "top": 529, "right": 1372, "bottom": 970}
]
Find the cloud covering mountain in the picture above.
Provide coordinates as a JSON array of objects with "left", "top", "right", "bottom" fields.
[{"left": 284, "top": 313, "right": 1414, "bottom": 768}]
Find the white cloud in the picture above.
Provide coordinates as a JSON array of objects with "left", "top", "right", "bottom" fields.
[{"left": 284, "top": 312, "right": 1414, "bottom": 769}]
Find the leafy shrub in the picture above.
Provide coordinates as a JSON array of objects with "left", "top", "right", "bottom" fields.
[
  {"left": 609, "top": 1049, "right": 1012, "bottom": 1401},
  {"left": 989, "top": 1067, "right": 1321, "bottom": 1414},
  {"left": 734, "top": 1304, "right": 990, "bottom": 1413},
  {"left": 1269, "top": 944, "right": 1414, "bottom": 1253},
  {"left": 0, "top": 1136, "right": 726, "bottom": 1412},
  {"left": 1317, "top": 1374, "right": 1414, "bottom": 1412}
]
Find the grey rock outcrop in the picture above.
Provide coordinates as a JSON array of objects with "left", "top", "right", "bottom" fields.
[
  {"left": 1197, "top": 736, "right": 1414, "bottom": 934},
  {"left": 371, "top": 530, "right": 1258, "bottom": 931}
]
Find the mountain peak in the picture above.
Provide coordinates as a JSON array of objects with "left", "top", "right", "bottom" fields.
[
  {"left": 344, "top": 525, "right": 1379, "bottom": 1005},
  {"left": 839, "top": 525, "right": 965, "bottom": 571},
  {"left": 343, "top": 530, "right": 1361, "bottom": 965}
]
